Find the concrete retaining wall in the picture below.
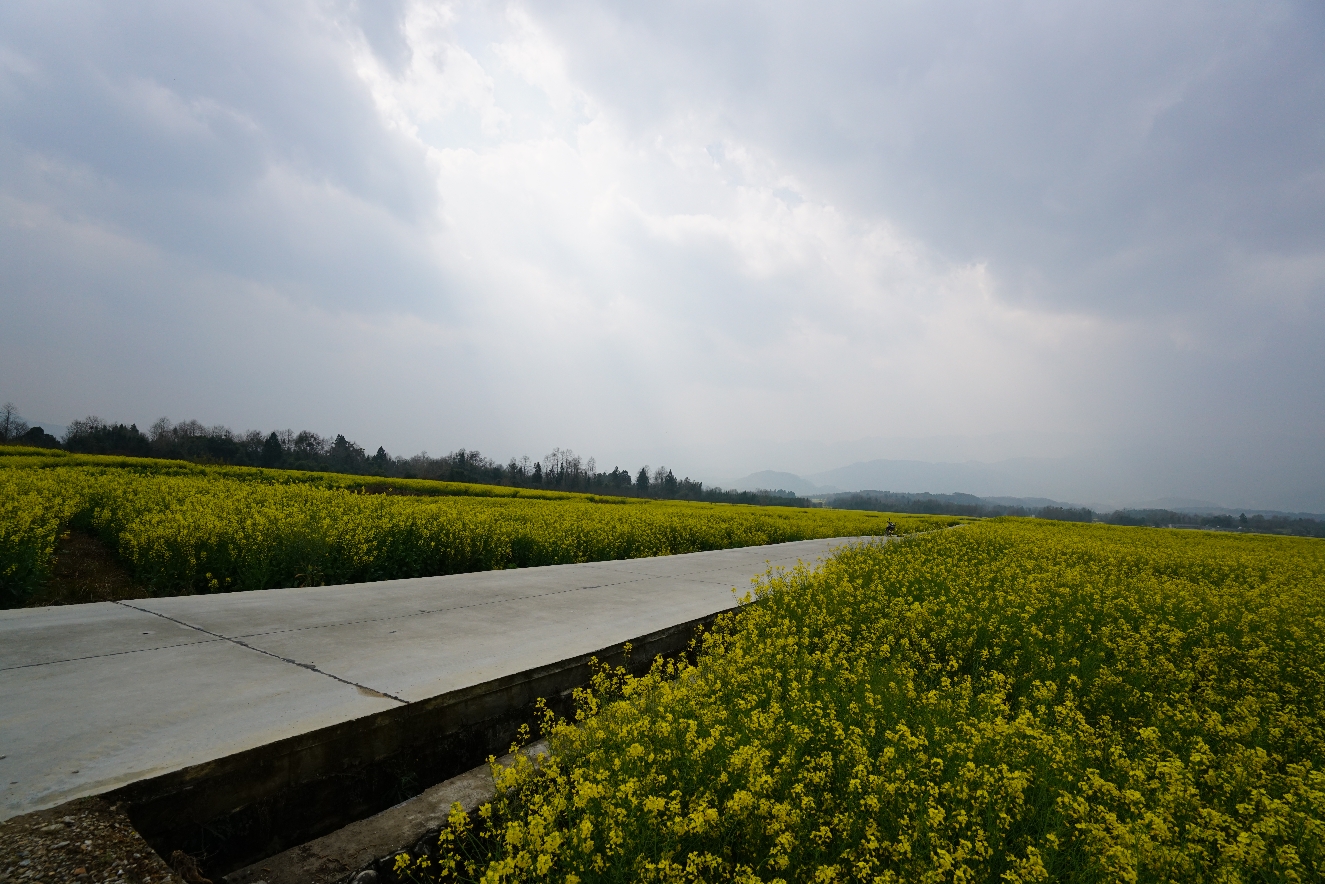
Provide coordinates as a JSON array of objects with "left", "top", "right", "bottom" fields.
[{"left": 113, "top": 608, "right": 731, "bottom": 875}]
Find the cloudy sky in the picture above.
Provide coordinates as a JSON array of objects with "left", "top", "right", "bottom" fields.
[{"left": 2, "top": 1, "right": 1322, "bottom": 509}]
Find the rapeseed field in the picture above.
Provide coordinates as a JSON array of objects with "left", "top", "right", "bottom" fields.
[
  {"left": 0, "top": 450, "right": 949, "bottom": 606},
  {"left": 398, "top": 520, "right": 1325, "bottom": 883}
]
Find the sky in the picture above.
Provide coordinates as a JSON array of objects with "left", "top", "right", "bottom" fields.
[{"left": 1, "top": 0, "right": 1323, "bottom": 510}]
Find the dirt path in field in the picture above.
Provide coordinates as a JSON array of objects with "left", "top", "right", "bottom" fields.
[{"left": 25, "top": 531, "right": 151, "bottom": 607}]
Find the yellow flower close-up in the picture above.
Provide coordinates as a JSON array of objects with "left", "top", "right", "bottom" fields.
[{"left": 392, "top": 520, "right": 1323, "bottom": 883}]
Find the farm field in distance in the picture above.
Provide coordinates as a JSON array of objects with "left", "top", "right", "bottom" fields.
[
  {"left": 0, "top": 447, "right": 955, "bottom": 608},
  {"left": 397, "top": 519, "right": 1325, "bottom": 883}
]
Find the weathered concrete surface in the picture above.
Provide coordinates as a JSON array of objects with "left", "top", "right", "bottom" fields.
[{"left": 0, "top": 537, "right": 871, "bottom": 823}]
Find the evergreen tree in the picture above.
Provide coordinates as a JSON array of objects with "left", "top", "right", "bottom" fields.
[{"left": 261, "top": 432, "right": 284, "bottom": 467}]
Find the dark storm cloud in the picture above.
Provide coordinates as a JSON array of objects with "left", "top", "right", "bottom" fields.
[
  {"left": 0, "top": 0, "right": 448, "bottom": 312},
  {"left": 535, "top": 0, "right": 1325, "bottom": 315}
]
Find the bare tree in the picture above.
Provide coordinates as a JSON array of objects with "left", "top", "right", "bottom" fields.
[
  {"left": 64, "top": 416, "right": 106, "bottom": 444},
  {"left": 0, "top": 402, "right": 29, "bottom": 442},
  {"left": 173, "top": 419, "right": 206, "bottom": 439}
]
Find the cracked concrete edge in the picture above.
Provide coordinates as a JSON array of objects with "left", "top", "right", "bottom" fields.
[
  {"left": 114, "top": 601, "right": 408, "bottom": 704},
  {"left": 221, "top": 741, "right": 551, "bottom": 884}
]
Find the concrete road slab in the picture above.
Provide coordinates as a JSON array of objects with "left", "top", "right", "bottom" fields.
[
  {"left": 0, "top": 536, "right": 879, "bottom": 822},
  {"left": 130, "top": 561, "right": 665, "bottom": 639},
  {"left": 583, "top": 540, "right": 848, "bottom": 578},
  {"left": 0, "top": 640, "right": 394, "bottom": 819},
  {"left": 0, "top": 602, "right": 217, "bottom": 670},
  {"left": 235, "top": 574, "right": 749, "bottom": 702}
]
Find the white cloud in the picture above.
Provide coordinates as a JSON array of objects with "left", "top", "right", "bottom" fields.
[
  {"left": 0, "top": 0, "right": 1322, "bottom": 508},
  {"left": 340, "top": 1, "right": 1103, "bottom": 440}
]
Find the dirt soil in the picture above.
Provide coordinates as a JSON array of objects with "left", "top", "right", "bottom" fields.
[
  {"left": 353, "top": 484, "right": 429, "bottom": 497},
  {"left": 0, "top": 798, "right": 182, "bottom": 884},
  {"left": 25, "top": 531, "right": 151, "bottom": 607}
]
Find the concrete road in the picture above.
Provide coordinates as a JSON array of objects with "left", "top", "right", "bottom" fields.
[{"left": 0, "top": 536, "right": 875, "bottom": 821}]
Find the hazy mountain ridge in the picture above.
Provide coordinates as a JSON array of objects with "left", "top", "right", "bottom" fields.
[
  {"left": 717, "top": 470, "right": 840, "bottom": 496},
  {"left": 723, "top": 458, "right": 1076, "bottom": 501},
  {"left": 723, "top": 460, "right": 1325, "bottom": 520}
]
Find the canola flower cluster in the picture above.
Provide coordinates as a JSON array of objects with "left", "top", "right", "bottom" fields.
[
  {"left": 0, "top": 450, "right": 948, "bottom": 605},
  {"left": 396, "top": 520, "right": 1325, "bottom": 883}
]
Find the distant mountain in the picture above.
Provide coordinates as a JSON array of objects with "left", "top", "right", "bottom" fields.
[
  {"left": 721, "top": 460, "right": 1081, "bottom": 502},
  {"left": 825, "top": 489, "right": 1094, "bottom": 521},
  {"left": 1127, "top": 496, "right": 1228, "bottom": 511},
  {"left": 973, "top": 495, "right": 1080, "bottom": 509},
  {"left": 719, "top": 470, "right": 837, "bottom": 496},
  {"left": 719, "top": 459, "right": 1325, "bottom": 519},
  {"left": 805, "top": 458, "right": 1070, "bottom": 499}
]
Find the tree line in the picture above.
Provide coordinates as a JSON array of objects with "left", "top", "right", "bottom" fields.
[
  {"left": 1099, "top": 508, "right": 1325, "bottom": 538},
  {"left": 12, "top": 403, "right": 1317, "bottom": 534},
  {"left": 0, "top": 404, "right": 811, "bottom": 507},
  {"left": 828, "top": 490, "right": 1325, "bottom": 538},
  {"left": 829, "top": 491, "right": 1095, "bottom": 522},
  {"left": 0, "top": 403, "right": 60, "bottom": 449}
]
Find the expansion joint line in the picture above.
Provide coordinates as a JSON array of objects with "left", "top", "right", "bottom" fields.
[{"left": 113, "top": 601, "right": 407, "bottom": 704}]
